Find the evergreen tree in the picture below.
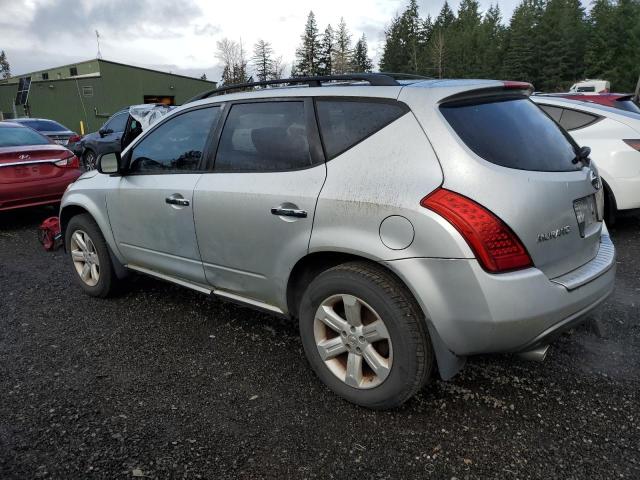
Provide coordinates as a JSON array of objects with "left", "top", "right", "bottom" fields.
[
  {"left": 318, "top": 25, "right": 335, "bottom": 76},
  {"left": 352, "top": 34, "right": 373, "bottom": 72},
  {"left": 0, "top": 51, "right": 10, "bottom": 79},
  {"left": 380, "top": 15, "right": 406, "bottom": 73},
  {"left": 584, "top": 0, "right": 616, "bottom": 81},
  {"left": 333, "top": 17, "right": 353, "bottom": 74},
  {"left": 252, "top": 39, "right": 275, "bottom": 82},
  {"left": 450, "top": 0, "right": 483, "bottom": 77},
  {"left": 478, "top": 5, "right": 505, "bottom": 79},
  {"left": 501, "top": 0, "right": 543, "bottom": 86},
  {"left": 537, "top": 0, "right": 587, "bottom": 90},
  {"left": 294, "top": 11, "right": 321, "bottom": 76},
  {"left": 610, "top": 0, "right": 640, "bottom": 91},
  {"left": 430, "top": 1, "right": 456, "bottom": 78}
]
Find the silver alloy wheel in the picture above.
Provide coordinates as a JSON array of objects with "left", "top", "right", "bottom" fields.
[
  {"left": 314, "top": 294, "right": 393, "bottom": 389},
  {"left": 70, "top": 230, "right": 100, "bottom": 287},
  {"left": 84, "top": 151, "right": 96, "bottom": 170}
]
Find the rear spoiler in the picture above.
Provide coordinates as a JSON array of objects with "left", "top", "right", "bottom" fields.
[{"left": 439, "top": 81, "right": 534, "bottom": 105}]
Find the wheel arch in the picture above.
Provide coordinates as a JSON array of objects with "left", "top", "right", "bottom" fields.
[{"left": 285, "top": 250, "right": 466, "bottom": 380}]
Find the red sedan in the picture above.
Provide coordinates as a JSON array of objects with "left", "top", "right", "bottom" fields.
[{"left": 0, "top": 121, "right": 82, "bottom": 211}]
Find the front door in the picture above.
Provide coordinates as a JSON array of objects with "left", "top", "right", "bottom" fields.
[
  {"left": 193, "top": 99, "right": 326, "bottom": 308},
  {"left": 107, "top": 105, "right": 222, "bottom": 283}
]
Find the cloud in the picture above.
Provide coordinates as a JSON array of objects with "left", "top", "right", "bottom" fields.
[
  {"left": 193, "top": 23, "right": 221, "bottom": 36},
  {"left": 29, "top": 0, "right": 202, "bottom": 40}
]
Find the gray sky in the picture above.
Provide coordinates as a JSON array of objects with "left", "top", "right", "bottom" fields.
[{"left": 1, "top": 0, "right": 529, "bottom": 82}]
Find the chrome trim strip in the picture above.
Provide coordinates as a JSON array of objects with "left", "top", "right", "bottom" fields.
[
  {"left": 551, "top": 235, "right": 616, "bottom": 290},
  {"left": 125, "top": 264, "right": 284, "bottom": 314},
  {"left": 0, "top": 159, "right": 63, "bottom": 168},
  {"left": 125, "top": 264, "right": 212, "bottom": 294},
  {"left": 120, "top": 243, "right": 203, "bottom": 265},
  {"left": 212, "top": 288, "right": 285, "bottom": 314},
  {"left": 202, "top": 261, "right": 266, "bottom": 279}
]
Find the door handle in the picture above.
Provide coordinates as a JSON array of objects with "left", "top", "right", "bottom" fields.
[
  {"left": 165, "top": 196, "right": 190, "bottom": 207},
  {"left": 271, "top": 207, "right": 307, "bottom": 218}
]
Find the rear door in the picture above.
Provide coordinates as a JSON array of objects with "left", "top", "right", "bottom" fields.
[
  {"left": 106, "top": 106, "right": 221, "bottom": 283},
  {"left": 193, "top": 98, "right": 326, "bottom": 307},
  {"left": 437, "top": 96, "right": 603, "bottom": 278}
]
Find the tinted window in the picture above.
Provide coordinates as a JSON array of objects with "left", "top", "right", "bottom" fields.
[
  {"left": 129, "top": 107, "right": 220, "bottom": 173},
  {"left": 615, "top": 100, "right": 640, "bottom": 114},
  {"left": 215, "top": 102, "right": 312, "bottom": 171},
  {"left": 539, "top": 104, "right": 563, "bottom": 122},
  {"left": 17, "top": 119, "right": 68, "bottom": 132},
  {"left": 441, "top": 98, "right": 579, "bottom": 172},
  {"left": 559, "top": 109, "right": 599, "bottom": 131},
  {"left": 316, "top": 100, "right": 408, "bottom": 159},
  {"left": 0, "top": 126, "right": 50, "bottom": 147},
  {"left": 576, "top": 86, "right": 595, "bottom": 92},
  {"left": 104, "top": 112, "right": 128, "bottom": 133}
]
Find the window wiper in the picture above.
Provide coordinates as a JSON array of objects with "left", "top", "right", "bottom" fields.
[{"left": 572, "top": 145, "right": 591, "bottom": 165}]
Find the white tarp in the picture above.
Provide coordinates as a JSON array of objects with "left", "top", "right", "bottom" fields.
[{"left": 128, "top": 104, "right": 176, "bottom": 131}]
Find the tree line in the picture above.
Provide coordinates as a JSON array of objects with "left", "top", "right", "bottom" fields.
[
  {"left": 215, "top": 12, "right": 373, "bottom": 86},
  {"left": 380, "top": 0, "right": 640, "bottom": 92}
]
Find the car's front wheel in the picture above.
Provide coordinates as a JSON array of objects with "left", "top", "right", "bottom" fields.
[
  {"left": 65, "top": 214, "right": 117, "bottom": 298},
  {"left": 299, "top": 262, "right": 434, "bottom": 409}
]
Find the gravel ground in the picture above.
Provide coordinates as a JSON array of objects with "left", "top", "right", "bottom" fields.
[{"left": 1, "top": 206, "right": 639, "bottom": 479}]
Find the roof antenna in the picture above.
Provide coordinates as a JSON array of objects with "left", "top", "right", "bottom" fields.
[{"left": 96, "top": 30, "right": 102, "bottom": 59}]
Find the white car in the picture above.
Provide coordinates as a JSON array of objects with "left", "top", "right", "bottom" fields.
[{"left": 532, "top": 96, "right": 640, "bottom": 222}]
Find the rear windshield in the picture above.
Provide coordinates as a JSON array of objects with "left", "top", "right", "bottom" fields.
[
  {"left": 0, "top": 127, "right": 51, "bottom": 147},
  {"left": 441, "top": 97, "right": 580, "bottom": 172},
  {"left": 615, "top": 100, "right": 640, "bottom": 114},
  {"left": 17, "top": 119, "right": 68, "bottom": 132}
]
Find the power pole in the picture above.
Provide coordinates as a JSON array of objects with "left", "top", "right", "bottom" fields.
[{"left": 96, "top": 30, "right": 102, "bottom": 59}]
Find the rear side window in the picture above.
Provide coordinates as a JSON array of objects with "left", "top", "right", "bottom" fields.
[
  {"left": 215, "top": 102, "right": 312, "bottom": 172},
  {"left": 558, "top": 109, "right": 599, "bottom": 131},
  {"left": 104, "top": 112, "right": 128, "bottom": 133},
  {"left": 539, "top": 104, "right": 562, "bottom": 122},
  {"left": 440, "top": 98, "right": 579, "bottom": 172},
  {"left": 316, "top": 99, "right": 408, "bottom": 159}
]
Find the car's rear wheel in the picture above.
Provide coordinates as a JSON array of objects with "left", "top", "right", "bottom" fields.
[
  {"left": 299, "top": 262, "right": 433, "bottom": 409},
  {"left": 82, "top": 149, "right": 97, "bottom": 171},
  {"left": 65, "top": 214, "right": 116, "bottom": 297}
]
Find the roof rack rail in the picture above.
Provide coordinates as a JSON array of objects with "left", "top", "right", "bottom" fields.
[{"left": 187, "top": 73, "right": 403, "bottom": 103}]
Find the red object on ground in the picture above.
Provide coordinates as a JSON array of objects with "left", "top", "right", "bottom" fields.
[
  {"left": 0, "top": 122, "right": 82, "bottom": 212},
  {"left": 38, "top": 216, "right": 62, "bottom": 251}
]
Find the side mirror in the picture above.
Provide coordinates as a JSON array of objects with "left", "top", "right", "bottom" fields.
[
  {"left": 97, "top": 152, "right": 122, "bottom": 175},
  {"left": 98, "top": 128, "right": 113, "bottom": 137}
]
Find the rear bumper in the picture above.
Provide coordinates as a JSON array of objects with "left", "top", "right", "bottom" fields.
[
  {"left": 385, "top": 234, "right": 616, "bottom": 356},
  {"left": 610, "top": 175, "right": 640, "bottom": 210}
]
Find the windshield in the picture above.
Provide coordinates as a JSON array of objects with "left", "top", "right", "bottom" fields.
[
  {"left": 0, "top": 126, "right": 51, "bottom": 147},
  {"left": 441, "top": 97, "right": 581, "bottom": 172},
  {"left": 17, "top": 119, "right": 69, "bottom": 132}
]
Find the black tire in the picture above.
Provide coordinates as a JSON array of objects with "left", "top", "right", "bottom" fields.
[
  {"left": 82, "top": 149, "right": 97, "bottom": 171},
  {"left": 65, "top": 214, "right": 117, "bottom": 298},
  {"left": 603, "top": 185, "right": 616, "bottom": 227},
  {"left": 299, "top": 261, "right": 433, "bottom": 409}
]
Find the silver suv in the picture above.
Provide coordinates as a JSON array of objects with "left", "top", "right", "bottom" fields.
[{"left": 60, "top": 74, "right": 616, "bottom": 409}]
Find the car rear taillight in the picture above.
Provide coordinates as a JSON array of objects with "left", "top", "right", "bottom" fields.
[
  {"left": 623, "top": 139, "right": 640, "bottom": 151},
  {"left": 421, "top": 188, "right": 533, "bottom": 273},
  {"left": 68, "top": 135, "right": 82, "bottom": 143},
  {"left": 54, "top": 155, "right": 80, "bottom": 168}
]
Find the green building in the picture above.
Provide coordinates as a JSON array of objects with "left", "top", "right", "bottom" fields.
[{"left": 0, "top": 58, "right": 216, "bottom": 133}]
